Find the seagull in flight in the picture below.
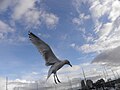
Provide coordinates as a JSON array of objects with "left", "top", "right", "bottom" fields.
[{"left": 28, "top": 31, "right": 72, "bottom": 84}]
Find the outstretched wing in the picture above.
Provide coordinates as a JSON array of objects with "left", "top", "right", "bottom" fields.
[{"left": 28, "top": 32, "right": 60, "bottom": 66}]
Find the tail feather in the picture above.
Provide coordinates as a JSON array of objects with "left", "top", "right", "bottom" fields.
[
  {"left": 46, "top": 73, "right": 51, "bottom": 81},
  {"left": 46, "top": 67, "right": 53, "bottom": 81}
]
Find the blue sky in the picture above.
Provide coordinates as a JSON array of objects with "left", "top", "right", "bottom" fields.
[{"left": 0, "top": 0, "right": 120, "bottom": 81}]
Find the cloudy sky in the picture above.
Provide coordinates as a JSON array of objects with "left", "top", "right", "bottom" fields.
[{"left": 0, "top": 0, "right": 120, "bottom": 85}]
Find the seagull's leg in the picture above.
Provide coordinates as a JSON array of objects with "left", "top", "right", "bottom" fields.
[
  {"left": 54, "top": 74, "right": 57, "bottom": 84},
  {"left": 55, "top": 73, "right": 61, "bottom": 83}
]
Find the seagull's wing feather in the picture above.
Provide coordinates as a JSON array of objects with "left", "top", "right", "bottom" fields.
[{"left": 29, "top": 32, "right": 60, "bottom": 66}]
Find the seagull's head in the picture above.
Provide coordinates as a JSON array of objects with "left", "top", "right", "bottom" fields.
[{"left": 64, "top": 60, "right": 72, "bottom": 67}]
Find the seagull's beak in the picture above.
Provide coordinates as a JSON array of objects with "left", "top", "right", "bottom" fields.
[{"left": 69, "top": 63, "right": 72, "bottom": 67}]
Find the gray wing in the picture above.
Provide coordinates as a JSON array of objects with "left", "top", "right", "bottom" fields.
[{"left": 28, "top": 31, "right": 60, "bottom": 66}]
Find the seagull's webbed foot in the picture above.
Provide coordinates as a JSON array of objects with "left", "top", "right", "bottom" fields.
[
  {"left": 54, "top": 74, "right": 57, "bottom": 84},
  {"left": 55, "top": 74, "right": 61, "bottom": 83}
]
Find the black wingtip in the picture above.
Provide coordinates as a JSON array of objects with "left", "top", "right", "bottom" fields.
[
  {"left": 28, "top": 31, "right": 39, "bottom": 39},
  {"left": 28, "top": 31, "right": 31, "bottom": 35},
  {"left": 28, "top": 31, "right": 34, "bottom": 37},
  {"left": 28, "top": 31, "right": 35, "bottom": 36}
]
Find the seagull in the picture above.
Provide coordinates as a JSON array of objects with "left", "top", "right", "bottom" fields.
[{"left": 28, "top": 31, "right": 72, "bottom": 84}]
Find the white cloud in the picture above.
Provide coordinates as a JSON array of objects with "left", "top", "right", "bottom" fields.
[
  {"left": 23, "top": 9, "right": 41, "bottom": 27},
  {"left": 0, "top": 77, "right": 36, "bottom": 90},
  {"left": 92, "top": 46, "right": 120, "bottom": 66},
  {"left": 0, "top": 21, "right": 15, "bottom": 33},
  {"left": 15, "top": 36, "right": 27, "bottom": 42},
  {"left": 0, "top": 20, "right": 28, "bottom": 43},
  {"left": 12, "top": 0, "right": 59, "bottom": 29},
  {"left": 72, "top": 13, "right": 90, "bottom": 25},
  {"left": 72, "top": 0, "right": 120, "bottom": 53},
  {"left": 0, "top": 0, "right": 14, "bottom": 11},
  {"left": 0, "top": 0, "right": 59, "bottom": 29},
  {"left": 59, "top": 65, "right": 81, "bottom": 73},
  {"left": 42, "top": 12, "right": 59, "bottom": 29},
  {"left": 70, "top": 43, "right": 76, "bottom": 48},
  {"left": 109, "top": 0, "right": 120, "bottom": 21},
  {"left": 0, "top": 77, "right": 6, "bottom": 90},
  {"left": 89, "top": 0, "right": 111, "bottom": 22},
  {"left": 38, "top": 33, "right": 50, "bottom": 38},
  {"left": 91, "top": 46, "right": 120, "bottom": 80},
  {"left": 12, "top": 0, "right": 35, "bottom": 20},
  {"left": 12, "top": 0, "right": 41, "bottom": 28},
  {"left": 72, "top": 18, "right": 81, "bottom": 25},
  {"left": 0, "top": 0, "right": 59, "bottom": 43},
  {"left": 80, "top": 17, "right": 120, "bottom": 53},
  {"left": 72, "top": 0, "right": 87, "bottom": 13},
  {"left": 0, "top": 20, "right": 15, "bottom": 40},
  {"left": 31, "top": 72, "right": 38, "bottom": 75}
]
